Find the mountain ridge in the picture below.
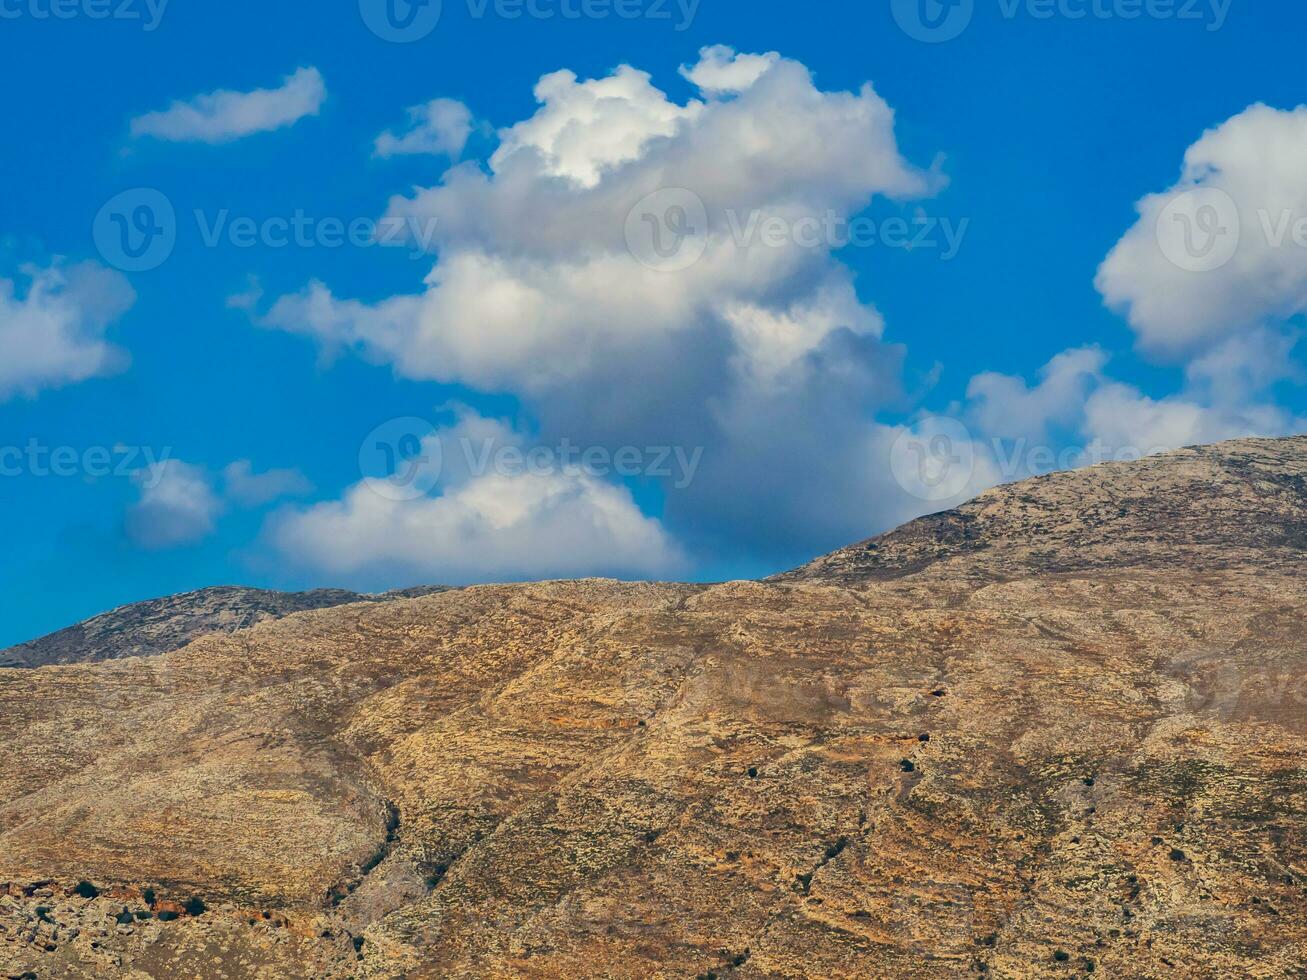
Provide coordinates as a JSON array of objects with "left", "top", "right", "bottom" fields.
[
  {"left": 0, "top": 584, "right": 450, "bottom": 669},
  {"left": 0, "top": 435, "right": 1303, "bottom": 978}
]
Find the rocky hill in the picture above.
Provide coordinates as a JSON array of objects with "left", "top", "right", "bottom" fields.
[
  {"left": 0, "top": 436, "right": 1304, "bottom": 978},
  {"left": 0, "top": 586, "right": 449, "bottom": 669}
]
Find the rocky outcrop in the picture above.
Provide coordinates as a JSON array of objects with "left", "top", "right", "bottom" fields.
[{"left": 0, "top": 437, "right": 1303, "bottom": 978}]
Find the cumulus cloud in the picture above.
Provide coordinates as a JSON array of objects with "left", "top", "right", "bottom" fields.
[
  {"left": 965, "top": 334, "right": 1303, "bottom": 467},
  {"left": 124, "top": 458, "right": 315, "bottom": 550},
  {"left": 126, "top": 460, "right": 224, "bottom": 550},
  {"left": 375, "top": 98, "right": 474, "bottom": 159},
  {"left": 1097, "top": 103, "right": 1307, "bottom": 358},
  {"left": 1081, "top": 381, "right": 1298, "bottom": 453},
  {"left": 251, "top": 47, "right": 946, "bottom": 563},
  {"left": 1009, "top": 103, "right": 1307, "bottom": 468},
  {"left": 966, "top": 347, "right": 1107, "bottom": 444},
  {"left": 679, "top": 45, "right": 779, "bottom": 95},
  {"left": 130, "top": 67, "right": 326, "bottom": 143},
  {"left": 223, "top": 460, "right": 313, "bottom": 507},
  {"left": 268, "top": 410, "right": 686, "bottom": 583},
  {"left": 0, "top": 261, "right": 133, "bottom": 402},
  {"left": 491, "top": 64, "right": 702, "bottom": 188}
]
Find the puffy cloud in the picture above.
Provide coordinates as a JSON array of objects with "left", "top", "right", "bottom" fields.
[
  {"left": 223, "top": 460, "right": 313, "bottom": 507},
  {"left": 268, "top": 411, "right": 685, "bottom": 583},
  {"left": 126, "top": 461, "right": 224, "bottom": 550},
  {"left": 679, "top": 45, "right": 780, "bottom": 96},
  {"left": 1082, "top": 382, "right": 1299, "bottom": 454},
  {"left": 0, "top": 261, "right": 133, "bottom": 402},
  {"left": 253, "top": 48, "right": 943, "bottom": 562},
  {"left": 966, "top": 347, "right": 1106, "bottom": 443},
  {"left": 964, "top": 336, "right": 1303, "bottom": 466},
  {"left": 124, "top": 458, "right": 315, "bottom": 550},
  {"left": 1097, "top": 103, "right": 1307, "bottom": 358},
  {"left": 491, "top": 65, "right": 702, "bottom": 188},
  {"left": 374, "top": 98, "right": 474, "bottom": 159},
  {"left": 1183, "top": 327, "right": 1303, "bottom": 403},
  {"left": 130, "top": 67, "right": 326, "bottom": 143},
  {"left": 1087, "top": 106, "right": 1307, "bottom": 459}
]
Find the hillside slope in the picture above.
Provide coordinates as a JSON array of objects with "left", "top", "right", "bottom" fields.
[
  {"left": 0, "top": 585, "right": 448, "bottom": 669},
  {"left": 0, "top": 437, "right": 1304, "bottom": 979}
]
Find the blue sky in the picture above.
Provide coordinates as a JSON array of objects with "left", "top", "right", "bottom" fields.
[{"left": 1, "top": 0, "right": 1304, "bottom": 647}]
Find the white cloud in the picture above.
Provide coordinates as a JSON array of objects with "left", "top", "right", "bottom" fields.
[
  {"left": 964, "top": 337, "right": 1303, "bottom": 465},
  {"left": 268, "top": 411, "right": 685, "bottom": 583},
  {"left": 679, "top": 45, "right": 780, "bottom": 96},
  {"left": 251, "top": 48, "right": 943, "bottom": 560},
  {"left": 127, "top": 460, "right": 224, "bottom": 550},
  {"left": 375, "top": 98, "right": 474, "bottom": 159},
  {"left": 0, "top": 261, "right": 133, "bottom": 402},
  {"left": 223, "top": 460, "right": 313, "bottom": 507},
  {"left": 1082, "top": 382, "right": 1299, "bottom": 454},
  {"left": 1183, "top": 327, "right": 1303, "bottom": 403},
  {"left": 1097, "top": 103, "right": 1307, "bottom": 358},
  {"left": 966, "top": 346, "right": 1106, "bottom": 443},
  {"left": 492, "top": 65, "right": 702, "bottom": 188},
  {"left": 130, "top": 67, "right": 327, "bottom": 143}
]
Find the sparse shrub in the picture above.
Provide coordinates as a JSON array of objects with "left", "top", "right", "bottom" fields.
[{"left": 824, "top": 838, "right": 848, "bottom": 860}]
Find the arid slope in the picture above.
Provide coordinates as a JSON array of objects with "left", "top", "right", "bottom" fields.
[
  {"left": 1, "top": 436, "right": 1304, "bottom": 979},
  {"left": 0, "top": 585, "right": 448, "bottom": 669}
]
